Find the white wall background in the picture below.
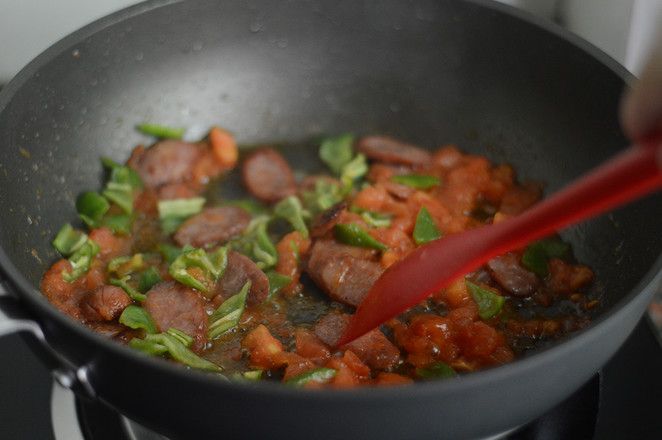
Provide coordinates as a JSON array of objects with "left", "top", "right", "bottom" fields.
[
  {"left": 0, "top": 0, "right": 142, "bottom": 83},
  {"left": 0, "top": 0, "right": 660, "bottom": 84}
]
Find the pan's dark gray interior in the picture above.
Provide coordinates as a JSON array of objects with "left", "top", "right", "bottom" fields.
[{"left": 1, "top": 1, "right": 661, "bottom": 439}]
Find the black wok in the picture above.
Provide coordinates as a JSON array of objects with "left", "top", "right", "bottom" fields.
[{"left": 1, "top": 0, "right": 661, "bottom": 439}]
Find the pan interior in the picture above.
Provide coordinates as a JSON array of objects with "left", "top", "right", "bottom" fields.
[{"left": 0, "top": 0, "right": 659, "bottom": 342}]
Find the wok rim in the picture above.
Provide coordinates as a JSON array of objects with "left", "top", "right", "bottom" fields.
[{"left": 0, "top": 0, "right": 657, "bottom": 406}]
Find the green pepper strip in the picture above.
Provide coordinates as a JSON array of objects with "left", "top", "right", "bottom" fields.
[
  {"left": 52, "top": 224, "right": 88, "bottom": 256},
  {"left": 208, "top": 281, "right": 250, "bottom": 339},
  {"left": 104, "top": 165, "right": 141, "bottom": 214},
  {"left": 108, "top": 254, "right": 145, "bottom": 278},
  {"left": 350, "top": 207, "right": 393, "bottom": 228},
  {"left": 167, "top": 327, "right": 195, "bottom": 347},
  {"left": 265, "top": 270, "right": 293, "bottom": 300},
  {"left": 416, "top": 361, "right": 457, "bottom": 379},
  {"left": 103, "top": 181, "right": 134, "bottom": 214},
  {"left": 285, "top": 367, "right": 337, "bottom": 387},
  {"left": 110, "top": 276, "right": 147, "bottom": 302},
  {"left": 521, "top": 239, "right": 571, "bottom": 278},
  {"left": 319, "top": 134, "right": 355, "bottom": 175},
  {"left": 333, "top": 223, "right": 389, "bottom": 251},
  {"left": 301, "top": 178, "right": 344, "bottom": 216},
  {"left": 138, "top": 123, "right": 185, "bottom": 140},
  {"left": 76, "top": 191, "right": 110, "bottom": 228},
  {"left": 413, "top": 206, "right": 442, "bottom": 245},
  {"left": 274, "top": 195, "right": 309, "bottom": 239},
  {"left": 230, "top": 370, "right": 263, "bottom": 382},
  {"left": 101, "top": 157, "right": 143, "bottom": 189},
  {"left": 140, "top": 333, "right": 222, "bottom": 372},
  {"left": 169, "top": 247, "right": 228, "bottom": 292},
  {"left": 390, "top": 174, "right": 441, "bottom": 189},
  {"left": 98, "top": 213, "right": 132, "bottom": 234},
  {"left": 340, "top": 153, "right": 368, "bottom": 192},
  {"left": 62, "top": 239, "right": 101, "bottom": 282},
  {"left": 465, "top": 280, "right": 506, "bottom": 321},
  {"left": 138, "top": 266, "right": 163, "bottom": 293},
  {"left": 119, "top": 305, "right": 158, "bottom": 334},
  {"left": 227, "top": 216, "right": 278, "bottom": 269},
  {"left": 158, "top": 197, "right": 206, "bottom": 235},
  {"left": 128, "top": 338, "right": 168, "bottom": 356}
]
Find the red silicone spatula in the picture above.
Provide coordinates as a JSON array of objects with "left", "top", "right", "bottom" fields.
[{"left": 337, "top": 138, "right": 662, "bottom": 346}]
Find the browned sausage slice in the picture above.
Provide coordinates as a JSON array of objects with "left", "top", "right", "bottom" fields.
[
  {"left": 80, "top": 285, "right": 132, "bottom": 321},
  {"left": 356, "top": 136, "right": 431, "bottom": 166},
  {"left": 128, "top": 140, "right": 205, "bottom": 190},
  {"left": 304, "top": 240, "right": 384, "bottom": 307},
  {"left": 143, "top": 281, "right": 208, "bottom": 352},
  {"left": 487, "top": 252, "right": 540, "bottom": 298},
  {"left": 212, "top": 250, "right": 270, "bottom": 307},
  {"left": 309, "top": 201, "right": 348, "bottom": 238},
  {"left": 173, "top": 206, "right": 251, "bottom": 247},
  {"left": 241, "top": 148, "right": 297, "bottom": 203}
]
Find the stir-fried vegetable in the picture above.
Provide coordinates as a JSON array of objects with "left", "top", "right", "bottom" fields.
[
  {"left": 158, "top": 197, "right": 206, "bottom": 234},
  {"left": 465, "top": 280, "right": 506, "bottom": 321},
  {"left": 169, "top": 247, "right": 227, "bottom": 292},
  {"left": 521, "top": 239, "right": 571, "bottom": 278},
  {"left": 42, "top": 127, "right": 597, "bottom": 388},
  {"left": 52, "top": 223, "right": 88, "bottom": 256},
  {"left": 333, "top": 223, "right": 389, "bottom": 251},
  {"left": 390, "top": 174, "right": 440, "bottom": 189},
  {"left": 119, "top": 305, "right": 158, "bottom": 334},
  {"left": 413, "top": 206, "right": 442, "bottom": 245},
  {"left": 416, "top": 361, "right": 457, "bottom": 380},
  {"left": 138, "top": 123, "right": 185, "bottom": 140},
  {"left": 62, "top": 238, "right": 100, "bottom": 282},
  {"left": 208, "top": 282, "right": 250, "bottom": 339},
  {"left": 285, "top": 367, "right": 338, "bottom": 387}
]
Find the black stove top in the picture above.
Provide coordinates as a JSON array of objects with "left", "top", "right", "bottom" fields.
[{"left": 1, "top": 318, "right": 661, "bottom": 440}]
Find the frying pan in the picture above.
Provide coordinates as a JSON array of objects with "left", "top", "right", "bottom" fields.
[{"left": 1, "top": 0, "right": 661, "bottom": 439}]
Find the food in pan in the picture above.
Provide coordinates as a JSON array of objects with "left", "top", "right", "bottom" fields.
[{"left": 41, "top": 126, "right": 597, "bottom": 387}]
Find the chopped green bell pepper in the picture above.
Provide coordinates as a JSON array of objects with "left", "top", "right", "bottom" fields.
[
  {"left": 413, "top": 206, "right": 442, "bottom": 245},
  {"left": 333, "top": 223, "right": 389, "bottom": 251}
]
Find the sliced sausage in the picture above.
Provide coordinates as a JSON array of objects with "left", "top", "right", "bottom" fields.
[
  {"left": 143, "top": 281, "right": 208, "bottom": 352},
  {"left": 128, "top": 140, "right": 205, "bottom": 190},
  {"left": 304, "top": 239, "right": 384, "bottom": 307},
  {"left": 309, "top": 201, "right": 348, "bottom": 238},
  {"left": 173, "top": 206, "right": 251, "bottom": 247},
  {"left": 487, "top": 252, "right": 539, "bottom": 298},
  {"left": 212, "top": 250, "right": 270, "bottom": 307},
  {"left": 241, "top": 148, "right": 297, "bottom": 203},
  {"left": 356, "top": 136, "right": 431, "bottom": 166},
  {"left": 79, "top": 285, "right": 132, "bottom": 322}
]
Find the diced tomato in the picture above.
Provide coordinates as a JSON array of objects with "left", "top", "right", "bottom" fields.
[
  {"left": 88, "top": 227, "right": 130, "bottom": 260},
  {"left": 275, "top": 231, "right": 311, "bottom": 296},
  {"left": 373, "top": 372, "right": 414, "bottom": 386},
  {"left": 295, "top": 328, "right": 331, "bottom": 366},
  {"left": 325, "top": 351, "right": 370, "bottom": 387},
  {"left": 353, "top": 185, "right": 389, "bottom": 212},
  {"left": 242, "top": 324, "right": 285, "bottom": 370},
  {"left": 208, "top": 126, "right": 238, "bottom": 168},
  {"left": 280, "top": 352, "right": 317, "bottom": 381},
  {"left": 369, "top": 227, "right": 415, "bottom": 268},
  {"left": 431, "top": 277, "right": 473, "bottom": 308}
]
